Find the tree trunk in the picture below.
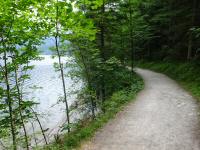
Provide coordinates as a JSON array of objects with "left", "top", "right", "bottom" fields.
[
  {"left": 129, "top": 0, "right": 134, "bottom": 73},
  {"left": 100, "top": 0, "right": 106, "bottom": 108},
  {"left": 31, "top": 122, "right": 38, "bottom": 146},
  {"left": 187, "top": 38, "right": 193, "bottom": 60},
  {"left": 17, "top": 62, "right": 48, "bottom": 145},
  {"left": 187, "top": 0, "right": 197, "bottom": 60},
  {"left": 79, "top": 47, "right": 96, "bottom": 119},
  {"left": 30, "top": 108, "right": 48, "bottom": 144},
  {"left": 0, "top": 140, "right": 7, "bottom": 150},
  {"left": 55, "top": 4, "right": 70, "bottom": 132},
  {"left": 13, "top": 65, "right": 29, "bottom": 150},
  {"left": 120, "top": 32, "right": 125, "bottom": 65},
  {"left": 3, "top": 52, "right": 17, "bottom": 150}
]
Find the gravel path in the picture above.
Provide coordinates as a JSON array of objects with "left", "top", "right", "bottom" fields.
[{"left": 81, "top": 68, "right": 200, "bottom": 150}]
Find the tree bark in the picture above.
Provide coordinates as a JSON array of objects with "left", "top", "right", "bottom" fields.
[
  {"left": 55, "top": 3, "right": 70, "bottom": 132},
  {"left": 3, "top": 52, "right": 17, "bottom": 150},
  {"left": 30, "top": 108, "right": 48, "bottom": 145},
  {"left": 129, "top": 0, "right": 134, "bottom": 73},
  {"left": 79, "top": 46, "right": 96, "bottom": 119},
  {"left": 187, "top": 0, "right": 197, "bottom": 60},
  {"left": 13, "top": 64, "right": 29, "bottom": 150},
  {"left": 31, "top": 122, "right": 38, "bottom": 146},
  {"left": 100, "top": 0, "right": 106, "bottom": 107}
]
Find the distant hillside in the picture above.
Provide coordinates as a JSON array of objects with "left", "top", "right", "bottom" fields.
[
  {"left": 38, "top": 38, "right": 70, "bottom": 55},
  {"left": 38, "top": 38, "right": 54, "bottom": 55}
]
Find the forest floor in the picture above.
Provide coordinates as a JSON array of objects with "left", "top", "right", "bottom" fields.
[{"left": 81, "top": 68, "right": 200, "bottom": 150}]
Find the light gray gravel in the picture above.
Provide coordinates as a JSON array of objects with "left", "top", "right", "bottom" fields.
[{"left": 81, "top": 68, "right": 200, "bottom": 150}]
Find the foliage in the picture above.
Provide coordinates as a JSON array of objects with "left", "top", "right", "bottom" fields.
[
  {"left": 133, "top": 0, "right": 200, "bottom": 61},
  {"left": 2, "top": 0, "right": 199, "bottom": 149},
  {"left": 0, "top": 0, "right": 47, "bottom": 149}
]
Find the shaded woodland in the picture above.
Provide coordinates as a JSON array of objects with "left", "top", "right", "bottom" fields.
[{"left": 1, "top": 0, "right": 200, "bottom": 149}]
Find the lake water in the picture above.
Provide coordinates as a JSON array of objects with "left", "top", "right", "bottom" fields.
[
  {"left": 0, "top": 39, "right": 80, "bottom": 147},
  {"left": 27, "top": 55, "right": 81, "bottom": 145}
]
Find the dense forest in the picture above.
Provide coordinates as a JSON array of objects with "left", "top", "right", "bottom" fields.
[{"left": 1, "top": 0, "right": 200, "bottom": 149}]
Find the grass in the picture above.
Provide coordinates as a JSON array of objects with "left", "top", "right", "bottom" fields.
[
  {"left": 36, "top": 71, "right": 144, "bottom": 150},
  {"left": 137, "top": 60, "right": 200, "bottom": 101}
]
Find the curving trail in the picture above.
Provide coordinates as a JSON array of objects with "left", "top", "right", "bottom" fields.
[{"left": 81, "top": 68, "right": 200, "bottom": 150}]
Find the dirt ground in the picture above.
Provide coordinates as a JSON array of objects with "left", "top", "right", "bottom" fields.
[{"left": 81, "top": 68, "right": 200, "bottom": 150}]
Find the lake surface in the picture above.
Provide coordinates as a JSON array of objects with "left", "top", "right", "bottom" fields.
[
  {"left": 27, "top": 55, "right": 81, "bottom": 144},
  {"left": 0, "top": 39, "right": 79, "bottom": 147}
]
